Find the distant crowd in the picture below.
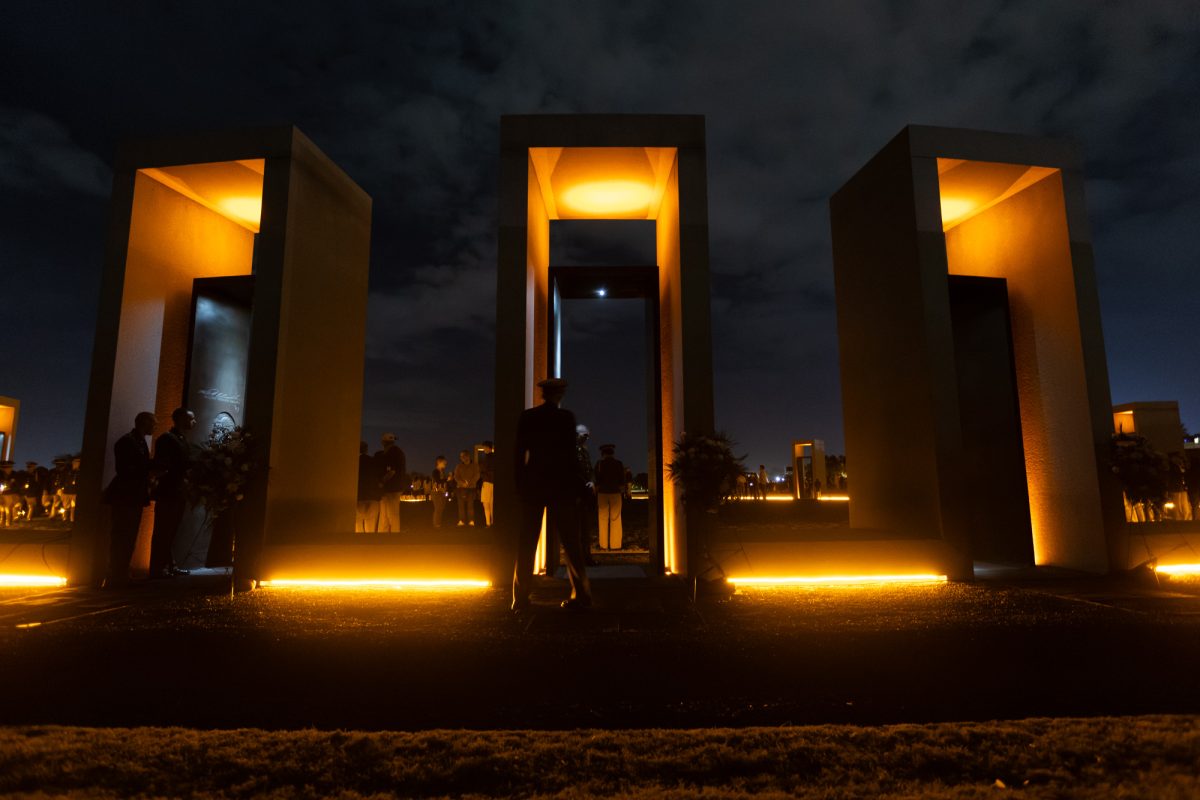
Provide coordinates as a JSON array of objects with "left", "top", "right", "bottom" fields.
[
  {"left": 0, "top": 456, "right": 80, "bottom": 526},
  {"left": 355, "top": 435, "right": 497, "bottom": 532}
]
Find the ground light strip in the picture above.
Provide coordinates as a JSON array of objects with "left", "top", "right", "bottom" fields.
[
  {"left": 727, "top": 574, "right": 948, "bottom": 586},
  {"left": 258, "top": 578, "right": 492, "bottom": 589},
  {"left": 0, "top": 574, "right": 68, "bottom": 587},
  {"left": 1154, "top": 564, "right": 1200, "bottom": 577}
]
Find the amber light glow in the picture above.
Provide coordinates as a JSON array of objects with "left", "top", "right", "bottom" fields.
[
  {"left": 215, "top": 196, "right": 264, "bottom": 229},
  {"left": 559, "top": 180, "right": 654, "bottom": 216},
  {"left": 1155, "top": 564, "right": 1200, "bottom": 577},
  {"left": 728, "top": 574, "right": 948, "bottom": 587},
  {"left": 0, "top": 574, "right": 68, "bottom": 588},
  {"left": 817, "top": 495, "right": 851, "bottom": 502},
  {"left": 939, "top": 196, "right": 977, "bottom": 227},
  {"left": 259, "top": 578, "right": 492, "bottom": 589}
]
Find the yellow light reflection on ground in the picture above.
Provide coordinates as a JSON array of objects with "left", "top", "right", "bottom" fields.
[
  {"left": 1155, "top": 564, "right": 1200, "bottom": 577},
  {"left": 559, "top": 180, "right": 653, "bottom": 216},
  {"left": 0, "top": 574, "right": 68, "bottom": 588},
  {"left": 763, "top": 495, "right": 793, "bottom": 502},
  {"left": 728, "top": 574, "right": 948, "bottom": 587},
  {"left": 259, "top": 578, "right": 492, "bottom": 589},
  {"left": 817, "top": 495, "right": 851, "bottom": 502}
]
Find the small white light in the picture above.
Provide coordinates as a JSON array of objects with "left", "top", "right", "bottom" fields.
[{"left": 597, "top": 288, "right": 607, "bottom": 297}]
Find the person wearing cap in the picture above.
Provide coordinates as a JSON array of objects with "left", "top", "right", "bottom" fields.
[
  {"left": 575, "top": 424, "right": 598, "bottom": 565},
  {"left": 375, "top": 433, "right": 407, "bottom": 533},
  {"left": 512, "top": 377, "right": 592, "bottom": 612},
  {"left": 103, "top": 412, "right": 156, "bottom": 588},
  {"left": 594, "top": 443, "right": 627, "bottom": 551},
  {"left": 478, "top": 441, "right": 495, "bottom": 527}
]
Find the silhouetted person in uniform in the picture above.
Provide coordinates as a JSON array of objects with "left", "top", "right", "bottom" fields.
[
  {"left": 356, "top": 441, "right": 381, "bottom": 532},
  {"left": 104, "top": 411, "right": 156, "bottom": 588},
  {"left": 512, "top": 378, "right": 592, "bottom": 612},
  {"left": 595, "top": 443, "right": 627, "bottom": 551},
  {"left": 376, "top": 433, "right": 407, "bottom": 532},
  {"left": 149, "top": 407, "right": 196, "bottom": 578}
]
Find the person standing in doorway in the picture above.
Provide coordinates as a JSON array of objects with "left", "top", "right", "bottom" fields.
[
  {"left": 575, "top": 424, "right": 598, "bottom": 565},
  {"left": 355, "top": 441, "right": 381, "bottom": 532},
  {"left": 376, "top": 433, "right": 406, "bottom": 532},
  {"left": 479, "top": 441, "right": 495, "bottom": 527},
  {"left": 103, "top": 411, "right": 156, "bottom": 588},
  {"left": 512, "top": 378, "right": 592, "bottom": 612},
  {"left": 454, "top": 449, "right": 480, "bottom": 526},
  {"left": 594, "top": 443, "right": 627, "bottom": 552},
  {"left": 149, "top": 407, "right": 196, "bottom": 578}
]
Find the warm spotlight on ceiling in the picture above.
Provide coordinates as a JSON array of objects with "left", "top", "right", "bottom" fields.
[
  {"left": 939, "top": 196, "right": 975, "bottom": 226},
  {"left": 559, "top": 180, "right": 654, "bottom": 216},
  {"left": 216, "top": 196, "right": 264, "bottom": 230}
]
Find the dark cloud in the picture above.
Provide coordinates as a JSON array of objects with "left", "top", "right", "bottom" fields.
[{"left": 2, "top": 1, "right": 1199, "bottom": 470}]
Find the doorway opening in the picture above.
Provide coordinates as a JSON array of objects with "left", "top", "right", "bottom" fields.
[{"left": 543, "top": 266, "right": 664, "bottom": 577}]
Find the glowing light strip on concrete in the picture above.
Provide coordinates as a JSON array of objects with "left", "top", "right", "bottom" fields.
[
  {"left": 728, "top": 574, "right": 948, "bottom": 587},
  {"left": 258, "top": 578, "right": 492, "bottom": 589},
  {"left": 1155, "top": 564, "right": 1200, "bottom": 577},
  {"left": 0, "top": 574, "right": 68, "bottom": 588}
]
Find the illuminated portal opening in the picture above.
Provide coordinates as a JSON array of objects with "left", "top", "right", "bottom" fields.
[
  {"left": 497, "top": 117, "right": 715, "bottom": 581},
  {"left": 831, "top": 126, "right": 1119, "bottom": 579},
  {"left": 792, "top": 440, "right": 826, "bottom": 500},
  {"left": 104, "top": 160, "right": 262, "bottom": 575},
  {"left": 939, "top": 159, "right": 1080, "bottom": 568},
  {"left": 544, "top": 264, "right": 661, "bottom": 575}
]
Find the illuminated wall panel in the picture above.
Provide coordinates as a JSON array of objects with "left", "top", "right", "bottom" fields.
[
  {"left": 830, "top": 126, "right": 1123, "bottom": 577},
  {"left": 73, "top": 127, "right": 371, "bottom": 585},
  {"left": 496, "top": 115, "right": 713, "bottom": 578}
]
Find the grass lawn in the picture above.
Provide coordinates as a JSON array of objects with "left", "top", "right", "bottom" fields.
[{"left": 2, "top": 716, "right": 1198, "bottom": 798}]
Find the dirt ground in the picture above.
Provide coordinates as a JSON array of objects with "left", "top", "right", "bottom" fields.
[{"left": 3, "top": 564, "right": 1200, "bottom": 731}]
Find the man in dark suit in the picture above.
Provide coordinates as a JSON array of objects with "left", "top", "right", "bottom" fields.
[
  {"left": 512, "top": 377, "right": 592, "bottom": 612},
  {"left": 149, "top": 407, "right": 196, "bottom": 578},
  {"left": 104, "top": 411, "right": 156, "bottom": 588}
]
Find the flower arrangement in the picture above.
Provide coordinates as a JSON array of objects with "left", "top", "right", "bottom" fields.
[
  {"left": 187, "top": 425, "right": 256, "bottom": 517},
  {"left": 1110, "top": 432, "right": 1167, "bottom": 511},
  {"left": 667, "top": 431, "right": 745, "bottom": 512}
]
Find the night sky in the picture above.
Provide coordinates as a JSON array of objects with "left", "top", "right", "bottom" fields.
[{"left": 3, "top": 2, "right": 1198, "bottom": 477}]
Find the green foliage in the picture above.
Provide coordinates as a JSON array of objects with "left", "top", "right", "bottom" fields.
[
  {"left": 1110, "top": 432, "right": 1168, "bottom": 507},
  {"left": 186, "top": 426, "right": 257, "bottom": 517},
  {"left": 667, "top": 431, "right": 745, "bottom": 510}
]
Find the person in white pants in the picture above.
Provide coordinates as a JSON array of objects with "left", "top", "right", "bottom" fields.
[{"left": 594, "top": 443, "right": 627, "bottom": 551}]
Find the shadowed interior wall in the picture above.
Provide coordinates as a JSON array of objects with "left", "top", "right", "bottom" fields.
[
  {"left": 111, "top": 173, "right": 255, "bottom": 574},
  {"left": 944, "top": 173, "right": 1109, "bottom": 571},
  {"left": 947, "top": 275, "right": 1033, "bottom": 564}
]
